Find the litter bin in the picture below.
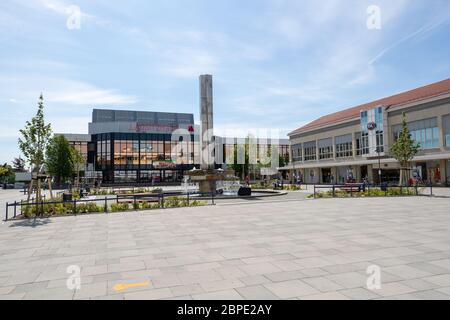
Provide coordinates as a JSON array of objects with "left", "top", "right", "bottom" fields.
[
  {"left": 63, "top": 193, "right": 73, "bottom": 202},
  {"left": 238, "top": 187, "right": 252, "bottom": 196},
  {"left": 380, "top": 182, "right": 388, "bottom": 192}
]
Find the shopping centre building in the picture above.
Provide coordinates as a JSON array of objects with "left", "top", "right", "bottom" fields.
[
  {"left": 61, "top": 109, "right": 289, "bottom": 184},
  {"left": 283, "top": 78, "right": 450, "bottom": 185}
]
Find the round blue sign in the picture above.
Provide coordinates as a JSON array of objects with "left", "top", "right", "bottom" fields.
[{"left": 367, "top": 122, "right": 377, "bottom": 130}]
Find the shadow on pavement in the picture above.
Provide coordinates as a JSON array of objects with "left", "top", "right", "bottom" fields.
[{"left": 9, "top": 218, "right": 52, "bottom": 228}]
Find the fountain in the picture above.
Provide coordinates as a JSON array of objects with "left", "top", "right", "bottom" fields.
[
  {"left": 185, "top": 75, "right": 284, "bottom": 199},
  {"left": 186, "top": 75, "right": 239, "bottom": 194}
]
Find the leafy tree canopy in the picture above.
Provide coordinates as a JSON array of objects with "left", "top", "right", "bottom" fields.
[
  {"left": 390, "top": 113, "right": 420, "bottom": 166},
  {"left": 12, "top": 157, "right": 26, "bottom": 172},
  {"left": 45, "top": 135, "right": 75, "bottom": 184},
  {"left": 18, "top": 94, "right": 52, "bottom": 171}
]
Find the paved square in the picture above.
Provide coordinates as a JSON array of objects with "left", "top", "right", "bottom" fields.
[{"left": 1, "top": 196, "right": 450, "bottom": 300}]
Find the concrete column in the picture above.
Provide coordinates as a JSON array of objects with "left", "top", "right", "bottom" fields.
[
  {"left": 352, "top": 132, "right": 356, "bottom": 158},
  {"left": 199, "top": 75, "right": 214, "bottom": 170},
  {"left": 315, "top": 140, "right": 319, "bottom": 161},
  {"left": 332, "top": 167, "right": 337, "bottom": 184},
  {"left": 367, "top": 164, "right": 374, "bottom": 183},
  {"left": 332, "top": 136, "right": 336, "bottom": 160},
  {"left": 440, "top": 159, "right": 446, "bottom": 184},
  {"left": 355, "top": 165, "right": 361, "bottom": 182}
]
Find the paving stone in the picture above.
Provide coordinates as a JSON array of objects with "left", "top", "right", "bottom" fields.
[
  {"left": 200, "top": 279, "right": 245, "bottom": 292},
  {"left": 125, "top": 288, "right": 173, "bottom": 300},
  {"left": 236, "top": 285, "right": 279, "bottom": 300},
  {"left": 302, "top": 277, "right": 344, "bottom": 292},
  {"left": 192, "top": 289, "right": 243, "bottom": 300},
  {"left": 264, "top": 280, "right": 319, "bottom": 298},
  {"left": 0, "top": 286, "right": 15, "bottom": 295},
  {"left": 239, "top": 262, "right": 281, "bottom": 275},
  {"left": 12, "top": 281, "right": 49, "bottom": 294},
  {"left": 423, "top": 274, "right": 450, "bottom": 287},
  {"left": 265, "top": 270, "right": 305, "bottom": 282},
  {"left": 170, "top": 284, "right": 204, "bottom": 297},
  {"left": 325, "top": 272, "right": 367, "bottom": 289},
  {"left": 239, "top": 275, "right": 272, "bottom": 286},
  {"left": 429, "top": 259, "right": 450, "bottom": 270},
  {"left": 0, "top": 293, "right": 25, "bottom": 300},
  {"left": 24, "top": 287, "right": 74, "bottom": 300},
  {"left": 376, "top": 282, "right": 416, "bottom": 297},
  {"left": 410, "top": 290, "right": 450, "bottom": 300},
  {"left": 73, "top": 282, "right": 108, "bottom": 300},
  {"left": 383, "top": 265, "right": 433, "bottom": 280},
  {"left": 398, "top": 279, "right": 439, "bottom": 291},
  {"left": 1, "top": 196, "right": 450, "bottom": 300},
  {"left": 301, "top": 292, "right": 350, "bottom": 300},
  {"left": 339, "top": 287, "right": 381, "bottom": 300}
]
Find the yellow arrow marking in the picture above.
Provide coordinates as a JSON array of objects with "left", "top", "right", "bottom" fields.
[{"left": 113, "top": 281, "right": 151, "bottom": 292}]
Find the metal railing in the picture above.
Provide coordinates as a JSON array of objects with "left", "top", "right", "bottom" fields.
[
  {"left": 4, "top": 191, "right": 216, "bottom": 222},
  {"left": 313, "top": 183, "right": 433, "bottom": 199}
]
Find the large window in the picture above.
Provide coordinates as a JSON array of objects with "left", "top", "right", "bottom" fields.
[
  {"left": 318, "top": 138, "right": 333, "bottom": 160},
  {"left": 335, "top": 134, "right": 353, "bottom": 158},
  {"left": 355, "top": 132, "right": 369, "bottom": 155},
  {"left": 114, "top": 140, "right": 139, "bottom": 166},
  {"left": 291, "top": 144, "right": 302, "bottom": 162},
  {"left": 70, "top": 141, "right": 88, "bottom": 159},
  {"left": 374, "top": 107, "right": 385, "bottom": 152},
  {"left": 444, "top": 115, "right": 450, "bottom": 147},
  {"left": 393, "top": 117, "right": 439, "bottom": 149},
  {"left": 140, "top": 140, "right": 156, "bottom": 165},
  {"left": 96, "top": 140, "right": 111, "bottom": 166},
  {"left": 303, "top": 141, "right": 317, "bottom": 161},
  {"left": 114, "top": 170, "right": 137, "bottom": 182}
]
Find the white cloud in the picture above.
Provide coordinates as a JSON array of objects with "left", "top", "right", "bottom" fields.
[
  {"left": 159, "top": 48, "right": 219, "bottom": 78},
  {"left": 369, "top": 14, "right": 450, "bottom": 65},
  {"left": 38, "top": 0, "right": 93, "bottom": 19},
  {"left": 47, "top": 81, "right": 138, "bottom": 105},
  {"left": 0, "top": 74, "right": 138, "bottom": 107}
]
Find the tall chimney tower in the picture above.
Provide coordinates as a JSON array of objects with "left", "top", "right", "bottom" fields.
[{"left": 199, "top": 74, "right": 214, "bottom": 170}]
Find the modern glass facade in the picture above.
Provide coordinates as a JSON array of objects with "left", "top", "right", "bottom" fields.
[{"left": 93, "top": 132, "right": 196, "bottom": 183}]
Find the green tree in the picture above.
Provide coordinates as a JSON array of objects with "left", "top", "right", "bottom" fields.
[
  {"left": 0, "top": 164, "right": 14, "bottom": 184},
  {"left": 45, "top": 135, "right": 74, "bottom": 184},
  {"left": 18, "top": 94, "right": 52, "bottom": 172},
  {"left": 19, "top": 94, "right": 52, "bottom": 202},
  {"left": 230, "top": 142, "right": 249, "bottom": 180},
  {"left": 390, "top": 113, "right": 420, "bottom": 185},
  {"left": 71, "top": 147, "right": 85, "bottom": 188},
  {"left": 12, "top": 157, "right": 26, "bottom": 172}
]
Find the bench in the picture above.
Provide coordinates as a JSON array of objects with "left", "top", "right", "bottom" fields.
[{"left": 340, "top": 183, "right": 365, "bottom": 193}]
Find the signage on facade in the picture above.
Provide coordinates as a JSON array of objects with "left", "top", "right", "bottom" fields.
[
  {"left": 153, "top": 161, "right": 177, "bottom": 169},
  {"left": 367, "top": 122, "right": 377, "bottom": 131},
  {"left": 131, "top": 123, "right": 179, "bottom": 133}
]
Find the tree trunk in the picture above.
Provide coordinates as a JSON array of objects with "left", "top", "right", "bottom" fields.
[{"left": 399, "top": 161, "right": 410, "bottom": 186}]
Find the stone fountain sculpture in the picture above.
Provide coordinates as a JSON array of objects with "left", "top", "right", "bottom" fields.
[{"left": 187, "top": 75, "right": 237, "bottom": 194}]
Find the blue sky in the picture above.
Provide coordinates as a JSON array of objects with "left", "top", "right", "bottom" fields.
[{"left": 0, "top": 0, "right": 449, "bottom": 165}]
